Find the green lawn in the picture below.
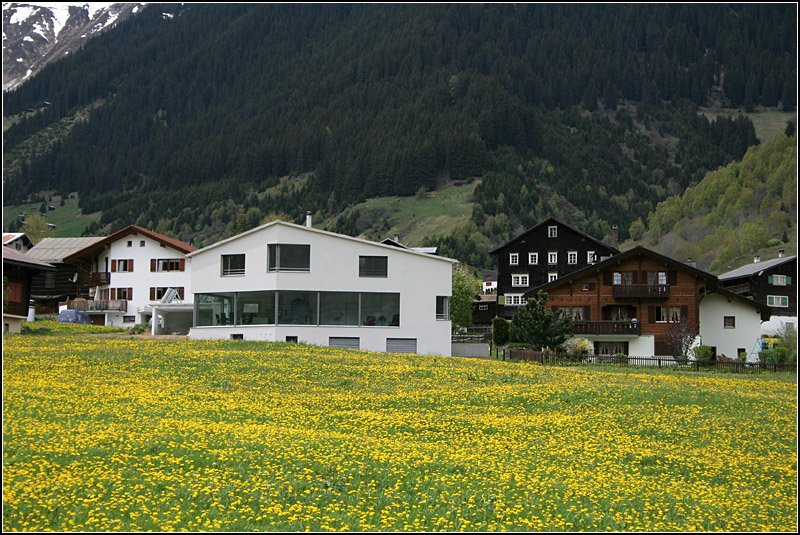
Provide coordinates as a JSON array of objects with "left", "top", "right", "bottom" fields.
[
  {"left": 700, "top": 106, "right": 797, "bottom": 143},
  {"left": 341, "top": 180, "right": 479, "bottom": 245},
  {"left": 3, "top": 195, "right": 101, "bottom": 237},
  {"left": 3, "top": 322, "right": 797, "bottom": 532}
]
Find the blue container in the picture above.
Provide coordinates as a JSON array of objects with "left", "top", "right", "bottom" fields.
[{"left": 58, "top": 309, "right": 91, "bottom": 324}]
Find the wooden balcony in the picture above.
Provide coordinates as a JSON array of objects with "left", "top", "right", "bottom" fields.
[
  {"left": 612, "top": 284, "right": 669, "bottom": 300},
  {"left": 79, "top": 272, "right": 111, "bottom": 287},
  {"left": 573, "top": 320, "right": 641, "bottom": 336},
  {"left": 722, "top": 282, "right": 752, "bottom": 296},
  {"left": 65, "top": 299, "right": 127, "bottom": 312}
]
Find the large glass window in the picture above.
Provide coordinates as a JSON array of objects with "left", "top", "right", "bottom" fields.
[
  {"left": 359, "top": 256, "right": 388, "bottom": 277},
  {"left": 319, "top": 292, "right": 359, "bottom": 325},
  {"left": 196, "top": 293, "right": 235, "bottom": 326},
  {"left": 361, "top": 293, "right": 400, "bottom": 326},
  {"left": 268, "top": 244, "right": 310, "bottom": 272},
  {"left": 221, "top": 254, "right": 245, "bottom": 276},
  {"left": 236, "top": 291, "right": 276, "bottom": 325},
  {"left": 278, "top": 291, "right": 318, "bottom": 324}
]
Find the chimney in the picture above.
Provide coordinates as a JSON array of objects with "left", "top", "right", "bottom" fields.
[
  {"left": 687, "top": 258, "right": 696, "bottom": 268},
  {"left": 305, "top": 211, "right": 312, "bottom": 228},
  {"left": 778, "top": 249, "right": 785, "bottom": 258},
  {"left": 394, "top": 235, "right": 400, "bottom": 243},
  {"left": 754, "top": 255, "right": 761, "bottom": 264},
  {"left": 610, "top": 225, "right": 619, "bottom": 247}
]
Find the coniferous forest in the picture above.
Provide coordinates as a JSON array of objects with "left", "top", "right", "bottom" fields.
[{"left": 2, "top": 3, "right": 796, "bottom": 267}]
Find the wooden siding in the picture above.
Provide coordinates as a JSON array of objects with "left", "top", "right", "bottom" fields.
[{"left": 545, "top": 258, "right": 706, "bottom": 351}]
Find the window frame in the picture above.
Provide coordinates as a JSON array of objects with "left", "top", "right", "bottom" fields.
[
  {"left": 505, "top": 294, "right": 525, "bottom": 306},
  {"left": 548, "top": 225, "right": 558, "bottom": 238},
  {"left": 567, "top": 251, "right": 578, "bottom": 265},
  {"left": 359, "top": 255, "right": 388, "bottom": 278},
  {"left": 548, "top": 252, "right": 558, "bottom": 265},
  {"left": 767, "top": 295, "right": 789, "bottom": 307},
  {"left": 268, "top": 244, "right": 311, "bottom": 273},
  {"left": 723, "top": 316, "right": 736, "bottom": 329},
  {"left": 509, "top": 252, "right": 519, "bottom": 266},
  {"left": 511, "top": 274, "right": 529, "bottom": 287},
  {"left": 436, "top": 296, "right": 450, "bottom": 321},
  {"left": 528, "top": 252, "right": 538, "bottom": 265},
  {"left": 221, "top": 254, "right": 246, "bottom": 276}
]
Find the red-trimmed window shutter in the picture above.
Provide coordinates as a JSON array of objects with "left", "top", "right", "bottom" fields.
[
  {"left": 150, "top": 288, "right": 156, "bottom": 300},
  {"left": 111, "top": 288, "right": 116, "bottom": 300},
  {"left": 129, "top": 259, "right": 134, "bottom": 272},
  {"left": 150, "top": 259, "right": 157, "bottom": 272},
  {"left": 111, "top": 260, "right": 117, "bottom": 272},
  {"left": 649, "top": 306, "right": 656, "bottom": 323},
  {"left": 179, "top": 259, "right": 185, "bottom": 272},
  {"left": 178, "top": 287, "right": 185, "bottom": 299},
  {"left": 128, "top": 288, "right": 133, "bottom": 300}
]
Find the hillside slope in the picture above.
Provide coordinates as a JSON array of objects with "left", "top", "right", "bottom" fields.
[
  {"left": 628, "top": 134, "right": 797, "bottom": 273},
  {"left": 2, "top": 4, "right": 795, "bottom": 265}
]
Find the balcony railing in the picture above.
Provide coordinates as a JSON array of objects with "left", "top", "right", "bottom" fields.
[
  {"left": 79, "top": 272, "right": 111, "bottom": 287},
  {"left": 573, "top": 320, "right": 641, "bottom": 336},
  {"left": 65, "top": 299, "right": 127, "bottom": 312},
  {"left": 722, "top": 282, "right": 752, "bottom": 295},
  {"left": 612, "top": 284, "right": 670, "bottom": 300}
]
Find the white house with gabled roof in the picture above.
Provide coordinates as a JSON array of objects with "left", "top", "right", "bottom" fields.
[{"left": 187, "top": 218, "right": 456, "bottom": 356}]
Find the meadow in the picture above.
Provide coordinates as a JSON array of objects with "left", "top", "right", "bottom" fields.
[{"left": 3, "top": 322, "right": 797, "bottom": 532}]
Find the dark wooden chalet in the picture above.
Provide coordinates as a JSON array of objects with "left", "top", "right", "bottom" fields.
[
  {"left": 719, "top": 252, "right": 797, "bottom": 318},
  {"left": 489, "top": 218, "right": 618, "bottom": 318},
  {"left": 3, "top": 247, "right": 54, "bottom": 333},
  {"left": 26, "top": 237, "right": 105, "bottom": 313}
]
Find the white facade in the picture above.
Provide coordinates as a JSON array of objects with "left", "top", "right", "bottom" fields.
[
  {"left": 187, "top": 221, "right": 455, "bottom": 356},
  {"left": 699, "top": 293, "right": 764, "bottom": 361},
  {"left": 79, "top": 233, "right": 193, "bottom": 328},
  {"left": 760, "top": 315, "right": 797, "bottom": 337}
]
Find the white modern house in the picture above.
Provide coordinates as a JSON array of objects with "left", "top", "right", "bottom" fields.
[
  {"left": 187, "top": 218, "right": 456, "bottom": 356},
  {"left": 62, "top": 225, "right": 196, "bottom": 333}
]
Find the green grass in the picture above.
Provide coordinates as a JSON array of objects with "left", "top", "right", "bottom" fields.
[
  {"left": 335, "top": 180, "right": 479, "bottom": 245},
  {"left": 3, "top": 195, "right": 101, "bottom": 236},
  {"left": 700, "top": 106, "right": 797, "bottom": 143},
  {"left": 3, "top": 320, "right": 796, "bottom": 532}
]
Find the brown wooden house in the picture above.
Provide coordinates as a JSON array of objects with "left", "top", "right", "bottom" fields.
[{"left": 523, "top": 246, "right": 769, "bottom": 357}]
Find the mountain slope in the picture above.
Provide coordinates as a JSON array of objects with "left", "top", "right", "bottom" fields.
[
  {"left": 2, "top": 2, "right": 144, "bottom": 91},
  {"left": 628, "top": 134, "right": 797, "bottom": 273},
  {"left": 2, "top": 4, "right": 796, "bottom": 266}
]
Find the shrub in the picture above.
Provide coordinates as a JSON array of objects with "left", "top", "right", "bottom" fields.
[
  {"left": 492, "top": 316, "right": 510, "bottom": 346},
  {"left": 562, "top": 337, "right": 593, "bottom": 355},
  {"left": 128, "top": 323, "right": 150, "bottom": 335},
  {"left": 692, "top": 344, "right": 714, "bottom": 365}
]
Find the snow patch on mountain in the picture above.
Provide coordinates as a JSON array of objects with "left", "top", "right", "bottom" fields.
[{"left": 2, "top": 2, "right": 145, "bottom": 91}]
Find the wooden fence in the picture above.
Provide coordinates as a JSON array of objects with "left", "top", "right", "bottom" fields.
[{"left": 499, "top": 349, "right": 797, "bottom": 373}]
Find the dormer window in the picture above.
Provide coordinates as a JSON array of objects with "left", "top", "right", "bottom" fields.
[{"left": 548, "top": 226, "right": 558, "bottom": 238}]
